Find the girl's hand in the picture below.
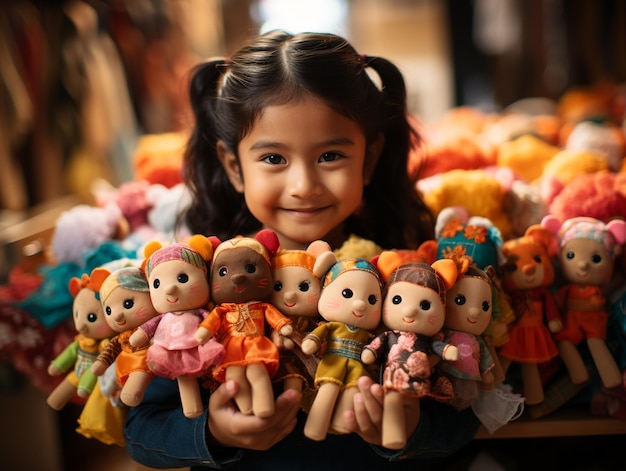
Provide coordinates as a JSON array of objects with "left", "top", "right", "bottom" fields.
[{"left": 207, "top": 380, "right": 301, "bottom": 450}]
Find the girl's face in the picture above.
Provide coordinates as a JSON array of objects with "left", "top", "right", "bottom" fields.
[
  {"left": 444, "top": 276, "right": 492, "bottom": 336},
  {"left": 102, "top": 286, "right": 159, "bottom": 332},
  {"left": 148, "top": 260, "right": 211, "bottom": 313},
  {"left": 560, "top": 238, "right": 614, "bottom": 286},
  {"left": 221, "top": 95, "right": 372, "bottom": 250},
  {"left": 382, "top": 281, "right": 446, "bottom": 336}
]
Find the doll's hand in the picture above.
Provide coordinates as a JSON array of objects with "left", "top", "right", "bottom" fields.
[
  {"left": 279, "top": 324, "right": 293, "bottom": 337},
  {"left": 271, "top": 329, "right": 294, "bottom": 350},
  {"left": 47, "top": 364, "right": 63, "bottom": 376},
  {"left": 129, "top": 329, "right": 149, "bottom": 348},
  {"left": 91, "top": 359, "right": 107, "bottom": 376},
  {"left": 442, "top": 344, "right": 459, "bottom": 362},
  {"left": 207, "top": 379, "right": 300, "bottom": 450},
  {"left": 195, "top": 326, "right": 213, "bottom": 345},
  {"left": 481, "top": 370, "right": 495, "bottom": 386},
  {"left": 361, "top": 348, "right": 376, "bottom": 365},
  {"left": 548, "top": 319, "right": 563, "bottom": 333}
]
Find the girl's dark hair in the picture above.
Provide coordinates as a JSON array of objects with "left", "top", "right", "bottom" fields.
[{"left": 182, "top": 30, "right": 434, "bottom": 249}]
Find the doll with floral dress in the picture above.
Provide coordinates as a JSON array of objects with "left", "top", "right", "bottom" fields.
[{"left": 361, "top": 252, "right": 458, "bottom": 449}]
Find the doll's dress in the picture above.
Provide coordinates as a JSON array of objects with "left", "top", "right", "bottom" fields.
[
  {"left": 144, "top": 309, "right": 225, "bottom": 379},
  {"left": 363, "top": 329, "right": 454, "bottom": 401},
  {"left": 498, "top": 288, "right": 559, "bottom": 363},
  {"left": 553, "top": 284, "right": 608, "bottom": 344},
  {"left": 437, "top": 329, "right": 494, "bottom": 410},
  {"left": 51, "top": 333, "right": 104, "bottom": 396},
  {"left": 202, "top": 301, "right": 292, "bottom": 383},
  {"left": 307, "top": 321, "right": 374, "bottom": 389}
]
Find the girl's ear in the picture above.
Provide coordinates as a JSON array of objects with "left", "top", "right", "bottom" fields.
[
  {"left": 363, "top": 133, "right": 385, "bottom": 185},
  {"left": 217, "top": 140, "right": 244, "bottom": 193}
]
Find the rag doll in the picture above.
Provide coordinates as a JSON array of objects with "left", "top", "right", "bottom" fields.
[
  {"left": 130, "top": 235, "right": 225, "bottom": 418},
  {"left": 361, "top": 253, "right": 458, "bottom": 449},
  {"left": 270, "top": 240, "right": 330, "bottom": 395},
  {"left": 90, "top": 266, "right": 160, "bottom": 407},
  {"left": 46, "top": 274, "right": 117, "bottom": 410},
  {"left": 195, "top": 229, "right": 293, "bottom": 418},
  {"left": 543, "top": 215, "right": 626, "bottom": 390},
  {"left": 301, "top": 254, "right": 383, "bottom": 442},
  {"left": 498, "top": 224, "right": 563, "bottom": 405}
]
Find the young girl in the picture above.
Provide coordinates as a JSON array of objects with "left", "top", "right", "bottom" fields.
[{"left": 124, "top": 30, "right": 478, "bottom": 469}]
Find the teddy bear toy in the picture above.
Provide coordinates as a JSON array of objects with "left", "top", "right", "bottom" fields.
[{"left": 195, "top": 229, "right": 293, "bottom": 418}]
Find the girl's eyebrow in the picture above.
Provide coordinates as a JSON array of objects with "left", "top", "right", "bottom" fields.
[{"left": 249, "top": 137, "right": 355, "bottom": 151}]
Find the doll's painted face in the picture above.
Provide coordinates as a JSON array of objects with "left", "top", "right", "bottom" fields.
[
  {"left": 272, "top": 265, "right": 321, "bottom": 318},
  {"left": 102, "top": 286, "right": 159, "bottom": 332},
  {"left": 559, "top": 238, "right": 615, "bottom": 287},
  {"left": 501, "top": 239, "right": 555, "bottom": 291},
  {"left": 73, "top": 287, "right": 116, "bottom": 339},
  {"left": 445, "top": 276, "right": 492, "bottom": 336},
  {"left": 382, "top": 281, "right": 446, "bottom": 336},
  {"left": 148, "top": 259, "right": 211, "bottom": 313},
  {"left": 211, "top": 247, "right": 273, "bottom": 304},
  {"left": 318, "top": 269, "right": 382, "bottom": 331}
]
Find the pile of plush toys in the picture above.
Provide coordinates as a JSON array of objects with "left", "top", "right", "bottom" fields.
[{"left": 1, "top": 82, "right": 626, "bottom": 446}]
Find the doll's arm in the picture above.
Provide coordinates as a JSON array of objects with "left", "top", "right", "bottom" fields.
[
  {"left": 195, "top": 307, "right": 221, "bottom": 344},
  {"left": 48, "top": 341, "right": 79, "bottom": 375},
  {"left": 92, "top": 336, "right": 122, "bottom": 376},
  {"left": 301, "top": 323, "right": 327, "bottom": 355},
  {"left": 544, "top": 288, "right": 563, "bottom": 333}
]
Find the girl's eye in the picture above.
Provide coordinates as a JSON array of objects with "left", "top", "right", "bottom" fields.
[
  {"left": 342, "top": 289, "right": 353, "bottom": 299},
  {"left": 566, "top": 251, "right": 575, "bottom": 260},
  {"left": 219, "top": 266, "right": 228, "bottom": 277},
  {"left": 245, "top": 264, "right": 256, "bottom": 274},
  {"left": 105, "top": 307, "right": 111, "bottom": 316},
  {"left": 591, "top": 254, "right": 602, "bottom": 264},
  {"left": 178, "top": 273, "right": 189, "bottom": 283},
  {"left": 153, "top": 279, "right": 160, "bottom": 289},
  {"left": 263, "top": 154, "right": 286, "bottom": 165},
  {"left": 482, "top": 301, "right": 491, "bottom": 312},
  {"left": 454, "top": 295, "right": 466, "bottom": 306},
  {"left": 274, "top": 281, "right": 283, "bottom": 292},
  {"left": 298, "top": 281, "right": 310, "bottom": 292},
  {"left": 124, "top": 299, "right": 134, "bottom": 309},
  {"left": 419, "top": 300, "right": 431, "bottom": 310},
  {"left": 392, "top": 295, "right": 402, "bottom": 305},
  {"left": 87, "top": 312, "right": 98, "bottom": 323},
  {"left": 368, "top": 294, "right": 378, "bottom": 305},
  {"left": 319, "top": 152, "right": 341, "bottom": 163}
]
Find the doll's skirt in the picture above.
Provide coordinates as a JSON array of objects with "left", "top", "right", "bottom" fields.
[
  {"left": 212, "top": 335, "right": 280, "bottom": 383},
  {"left": 117, "top": 349, "right": 150, "bottom": 385},
  {"left": 76, "top": 380, "right": 127, "bottom": 446},
  {"left": 147, "top": 338, "right": 225, "bottom": 379},
  {"left": 498, "top": 322, "right": 558, "bottom": 363}
]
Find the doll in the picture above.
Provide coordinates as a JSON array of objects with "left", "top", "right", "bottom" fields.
[
  {"left": 361, "top": 253, "right": 458, "bottom": 450},
  {"left": 130, "top": 235, "right": 225, "bottom": 418},
  {"left": 46, "top": 274, "right": 117, "bottom": 410},
  {"left": 270, "top": 240, "right": 330, "bottom": 395},
  {"left": 542, "top": 215, "right": 626, "bottom": 390},
  {"left": 301, "top": 254, "right": 384, "bottom": 441},
  {"left": 195, "top": 229, "right": 293, "bottom": 418},
  {"left": 498, "top": 224, "right": 562, "bottom": 405},
  {"left": 90, "top": 266, "right": 160, "bottom": 407}
]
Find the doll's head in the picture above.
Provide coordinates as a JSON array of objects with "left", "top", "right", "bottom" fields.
[
  {"left": 444, "top": 266, "right": 492, "bottom": 336},
  {"left": 376, "top": 252, "right": 457, "bottom": 336},
  {"left": 210, "top": 229, "right": 280, "bottom": 305},
  {"left": 542, "top": 215, "right": 626, "bottom": 287},
  {"left": 271, "top": 240, "right": 330, "bottom": 318},
  {"left": 316, "top": 256, "right": 383, "bottom": 331},
  {"left": 68, "top": 274, "right": 116, "bottom": 340},
  {"left": 500, "top": 224, "right": 558, "bottom": 292},
  {"left": 90, "top": 266, "right": 159, "bottom": 332},
  {"left": 143, "top": 235, "right": 215, "bottom": 313}
]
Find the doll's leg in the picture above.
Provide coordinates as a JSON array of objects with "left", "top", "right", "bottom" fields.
[
  {"left": 177, "top": 375, "right": 204, "bottom": 418},
  {"left": 520, "top": 363, "right": 544, "bottom": 405},
  {"left": 382, "top": 390, "right": 406, "bottom": 450},
  {"left": 304, "top": 382, "right": 340, "bottom": 441},
  {"left": 226, "top": 365, "right": 252, "bottom": 415},
  {"left": 246, "top": 363, "right": 275, "bottom": 418},
  {"left": 587, "top": 338, "right": 622, "bottom": 388},
  {"left": 46, "top": 379, "right": 76, "bottom": 410},
  {"left": 330, "top": 386, "right": 357, "bottom": 433},
  {"left": 121, "top": 371, "right": 152, "bottom": 406},
  {"left": 558, "top": 340, "right": 590, "bottom": 384}
]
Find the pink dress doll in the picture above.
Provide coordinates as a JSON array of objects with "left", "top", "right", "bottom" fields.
[
  {"left": 130, "top": 235, "right": 225, "bottom": 418},
  {"left": 362, "top": 253, "right": 458, "bottom": 449}
]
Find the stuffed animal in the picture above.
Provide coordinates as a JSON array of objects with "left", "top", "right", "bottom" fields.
[
  {"left": 90, "top": 266, "right": 160, "bottom": 407},
  {"left": 362, "top": 253, "right": 458, "bottom": 449},
  {"left": 270, "top": 241, "right": 329, "bottom": 395},
  {"left": 131, "top": 235, "right": 225, "bottom": 418},
  {"left": 542, "top": 215, "right": 626, "bottom": 391},
  {"left": 498, "top": 224, "right": 563, "bottom": 405},
  {"left": 46, "top": 274, "right": 117, "bottom": 410},
  {"left": 301, "top": 255, "right": 383, "bottom": 441},
  {"left": 195, "top": 229, "right": 292, "bottom": 418}
]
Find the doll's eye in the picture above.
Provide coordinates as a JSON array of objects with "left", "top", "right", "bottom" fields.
[
  {"left": 219, "top": 266, "right": 228, "bottom": 277},
  {"left": 274, "top": 281, "right": 283, "bottom": 292},
  {"left": 153, "top": 279, "right": 160, "bottom": 289},
  {"left": 245, "top": 263, "right": 256, "bottom": 274},
  {"left": 105, "top": 306, "right": 112, "bottom": 315},
  {"left": 368, "top": 294, "right": 378, "bottom": 305},
  {"left": 591, "top": 254, "right": 602, "bottom": 264},
  {"left": 482, "top": 301, "right": 491, "bottom": 312},
  {"left": 123, "top": 299, "right": 134, "bottom": 309},
  {"left": 342, "top": 289, "right": 354, "bottom": 299},
  {"left": 298, "top": 281, "right": 310, "bottom": 292},
  {"left": 419, "top": 300, "right": 432, "bottom": 310},
  {"left": 87, "top": 312, "right": 98, "bottom": 323},
  {"left": 503, "top": 264, "right": 517, "bottom": 273},
  {"left": 566, "top": 251, "right": 575, "bottom": 260},
  {"left": 454, "top": 295, "right": 466, "bottom": 306},
  {"left": 533, "top": 255, "right": 542, "bottom": 263},
  {"left": 177, "top": 273, "right": 189, "bottom": 283},
  {"left": 392, "top": 295, "right": 402, "bottom": 305}
]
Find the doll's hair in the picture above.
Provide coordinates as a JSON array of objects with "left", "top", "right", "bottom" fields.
[
  {"left": 387, "top": 263, "right": 447, "bottom": 305},
  {"left": 181, "top": 30, "right": 434, "bottom": 250},
  {"left": 100, "top": 267, "right": 150, "bottom": 302},
  {"left": 145, "top": 244, "right": 207, "bottom": 277},
  {"left": 557, "top": 217, "right": 624, "bottom": 258}
]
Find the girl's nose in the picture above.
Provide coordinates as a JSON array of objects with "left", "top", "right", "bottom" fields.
[{"left": 288, "top": 164, "right": 322, "bottom": 198}]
